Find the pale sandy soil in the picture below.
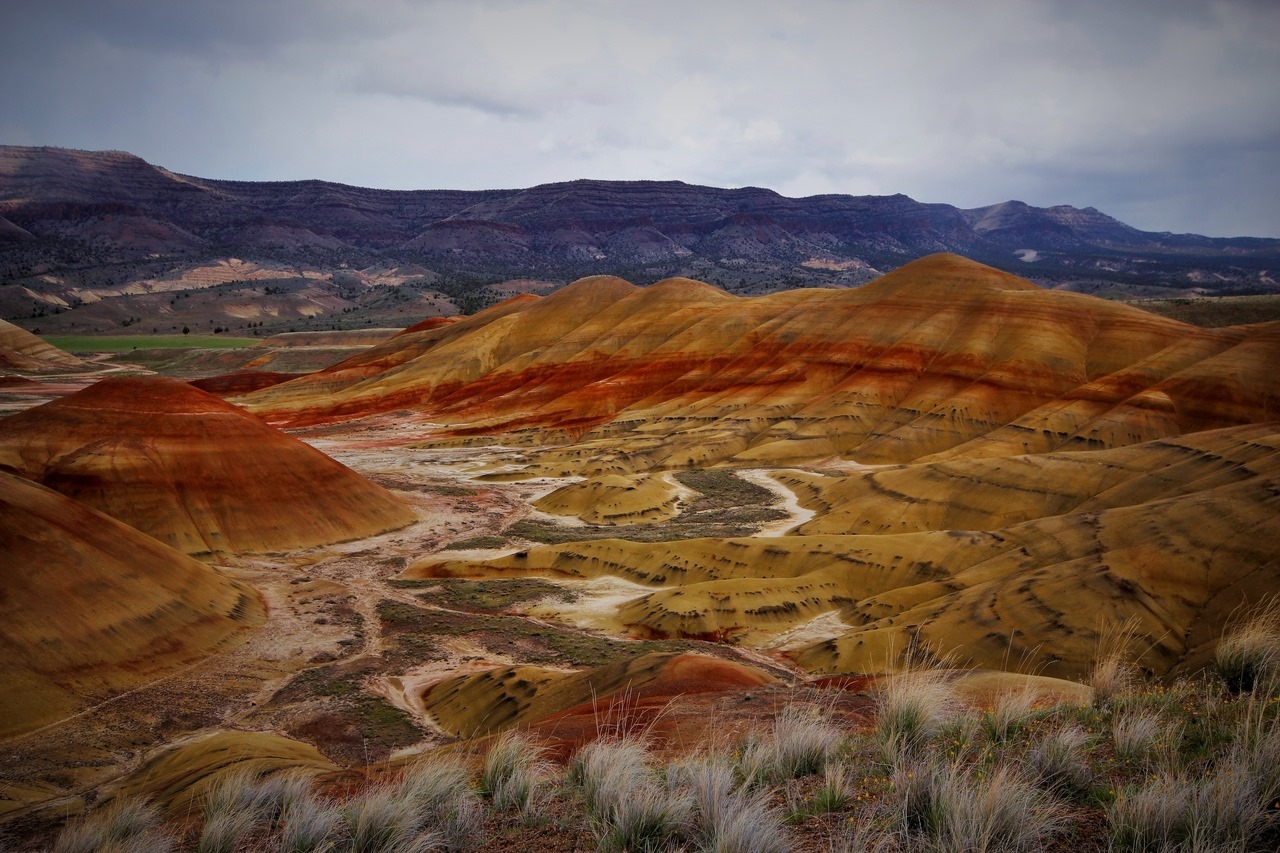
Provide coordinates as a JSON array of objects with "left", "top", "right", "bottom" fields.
[{"left": 736, "top": 468, "right": 816, "bottom": 535}]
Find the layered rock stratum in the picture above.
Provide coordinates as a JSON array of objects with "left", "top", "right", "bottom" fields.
[
  {"left": 0, "top": 320, "right": 83, "bottom": 372},
  {"left": 0, "top": 471, "right": 263, "bottom": 737},
  {"left": 0, "top": 375, "right": 416, "bottom": 555},
  {"left": 308, "top": 253, "right": 1280, "bottom": 681}
]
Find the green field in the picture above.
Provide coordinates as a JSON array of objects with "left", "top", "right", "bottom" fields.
[{"left": 44, "top": 335, "right": 259, "bottom": 352}]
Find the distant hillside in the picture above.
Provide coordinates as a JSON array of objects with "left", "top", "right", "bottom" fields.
[{"left": 1, "top": 145, "right": 1277, "bottom": 336}]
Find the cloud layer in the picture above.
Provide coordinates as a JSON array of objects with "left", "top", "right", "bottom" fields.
[{"left": 3, "top": 0, "right": 1278, "bottom": 236}]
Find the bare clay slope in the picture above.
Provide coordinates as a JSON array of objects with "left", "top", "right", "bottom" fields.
[
  {"left": 0, "top": 472, "right": 263, "bottom": 737},
  {"left": 0, "top": 319, "right": 83, "bottom": 372},
  {"left": 244, "top": 255, "right": 1280, "bottom": 473},
  {"left": 0, "top": 376, "right": 415, "bottom": 556}
]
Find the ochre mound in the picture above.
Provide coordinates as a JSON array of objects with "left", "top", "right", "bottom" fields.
[
  {"left": 241, "top": 255, "right": 1280, "bottom": 475},
  {"left": 0, "top": 472, "right": 263, "bottom": 737},
  {"left": 0, "top": 320, "right": 83, "bottom": 372},
  {"left": 0, "top": 375, "right": 416, "bottom": 556},
  {"left": 409, "top": 425, "right": 1280, "bottom": 680},
  {"left": 534, "top": 472, "right": 684, "bottom": 525},
  {"left": 423, "top": 652, "right": 776, "bottom": 738},
  {"left": 112, "top": 730, "right": 338, "bottom": 812}
]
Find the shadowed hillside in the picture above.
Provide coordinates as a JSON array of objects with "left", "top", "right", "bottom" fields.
[{"left": 0, "top": 472, "right": 263, "bottom": 737}]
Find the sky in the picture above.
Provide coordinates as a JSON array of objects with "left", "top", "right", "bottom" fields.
[{"left": 2, "top": 0, "right": 1278, "bottom": 237}]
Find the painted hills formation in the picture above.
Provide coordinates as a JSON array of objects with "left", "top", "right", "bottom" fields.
[
  {"left": 0, "top": 319, "right": 83, "bottom": 372},
  {"left": 0, "top": 375, "right": 415, "bottom": 556},
  {"left": 231, "top": 253, "right": 1280, "bottom": 682},
  {"left": 0, "top": 471, "right": 262, "bottom": 737}
]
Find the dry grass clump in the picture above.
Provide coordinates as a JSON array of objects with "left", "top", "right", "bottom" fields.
[
  {"left": 740, "top": 704, "right": 844, "bottom": 786},
  {"left": 979, "top": 686, "right": 1041, "bottom": 744},
  {"left": 1090, "top": 618, "right": 1145, "bottom": 706},
  {"left": 571, "top": 737, "right": 692, "bottom": 853},
  {"left": 197, "top": 767, "right": 317, "bottom": 853},
  {"left": 1028, "top": 723, "right": 1095, "bottom": 797},
  {"left": 1111, "top": 711, "right": 1179, "bottom": 767},
  {"left": 53, "top": 798, "right": 171, "bottom": 853},
  {"left": 278, "top": 791, "right": 342, "bottom": 853},
  {"left": 682, "top": 753, "right": 790, "bottom": 853},
  {"left": 480, "top": 731, "right": 553, "bottom": 817},
  {"left": 873, "top": 675, "right": 955, "bottom": 758},
  {"left": 1216, "top": 600, "right": 1280, "bottom": 694},
  {"left": 893, "top": 759, "right": 1063, "bottom": 853}
]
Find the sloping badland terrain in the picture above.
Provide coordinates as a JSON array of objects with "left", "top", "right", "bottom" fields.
[{"left": 0, "top": 253, "right": 1277, "bottom": 851}]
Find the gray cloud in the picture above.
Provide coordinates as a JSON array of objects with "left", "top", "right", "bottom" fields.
[{"left": 2, "top": 0, "right": 1277, "bottom": 236}]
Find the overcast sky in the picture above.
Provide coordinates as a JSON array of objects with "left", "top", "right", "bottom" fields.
[{"left": 3, "top": 0, "right": 1278, "bottom": 237}]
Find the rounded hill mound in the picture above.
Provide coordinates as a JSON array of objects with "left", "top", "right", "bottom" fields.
[
  {"left": 0, "top": 375, "right": 416, "bottom": 556},
  {"left": 0, "top": 472, "right": 263, "bottom": 737}
]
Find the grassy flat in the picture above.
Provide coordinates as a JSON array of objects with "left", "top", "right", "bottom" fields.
[{"left": 43, "top": 334, "right": 258, "bottom": 352}]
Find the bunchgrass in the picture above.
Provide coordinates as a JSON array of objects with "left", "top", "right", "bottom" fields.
[
  {"left": 53, "top": 798, "right": 169, "bottom": 853},
  {"left": 1028, "top": 723, "right": 1095, "bottom": 797},
  {"left": 740, "top": 705, "right": 843, "bottom": 786},
  {"left": 572, "top": 737, "right": 691, "bottom": 853},
  {"left": 1111, "top": 711, "right": 1177, "bottom": 767},
  {"left": 1216, "top": 600, "right": 1280, "bottom": 694},
  {"left": 894, "top": 759, "right": 1063, "bottom": 852},
  {"left": 480, "top": 731, "right": 552, "bottom": 817},
  {"left": 873, "top": 675, "right": 955, "bottom": 759},
  {"left": 979, "top": 686, "right": 1040, "bottom": 744},
  {"left": 278, "top": 792, "right": 342, "bottom": 853}
]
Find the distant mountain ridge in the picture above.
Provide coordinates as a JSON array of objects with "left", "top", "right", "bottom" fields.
[{"left": 1, "top": 145, "right": 1277, "bottom": 334}]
